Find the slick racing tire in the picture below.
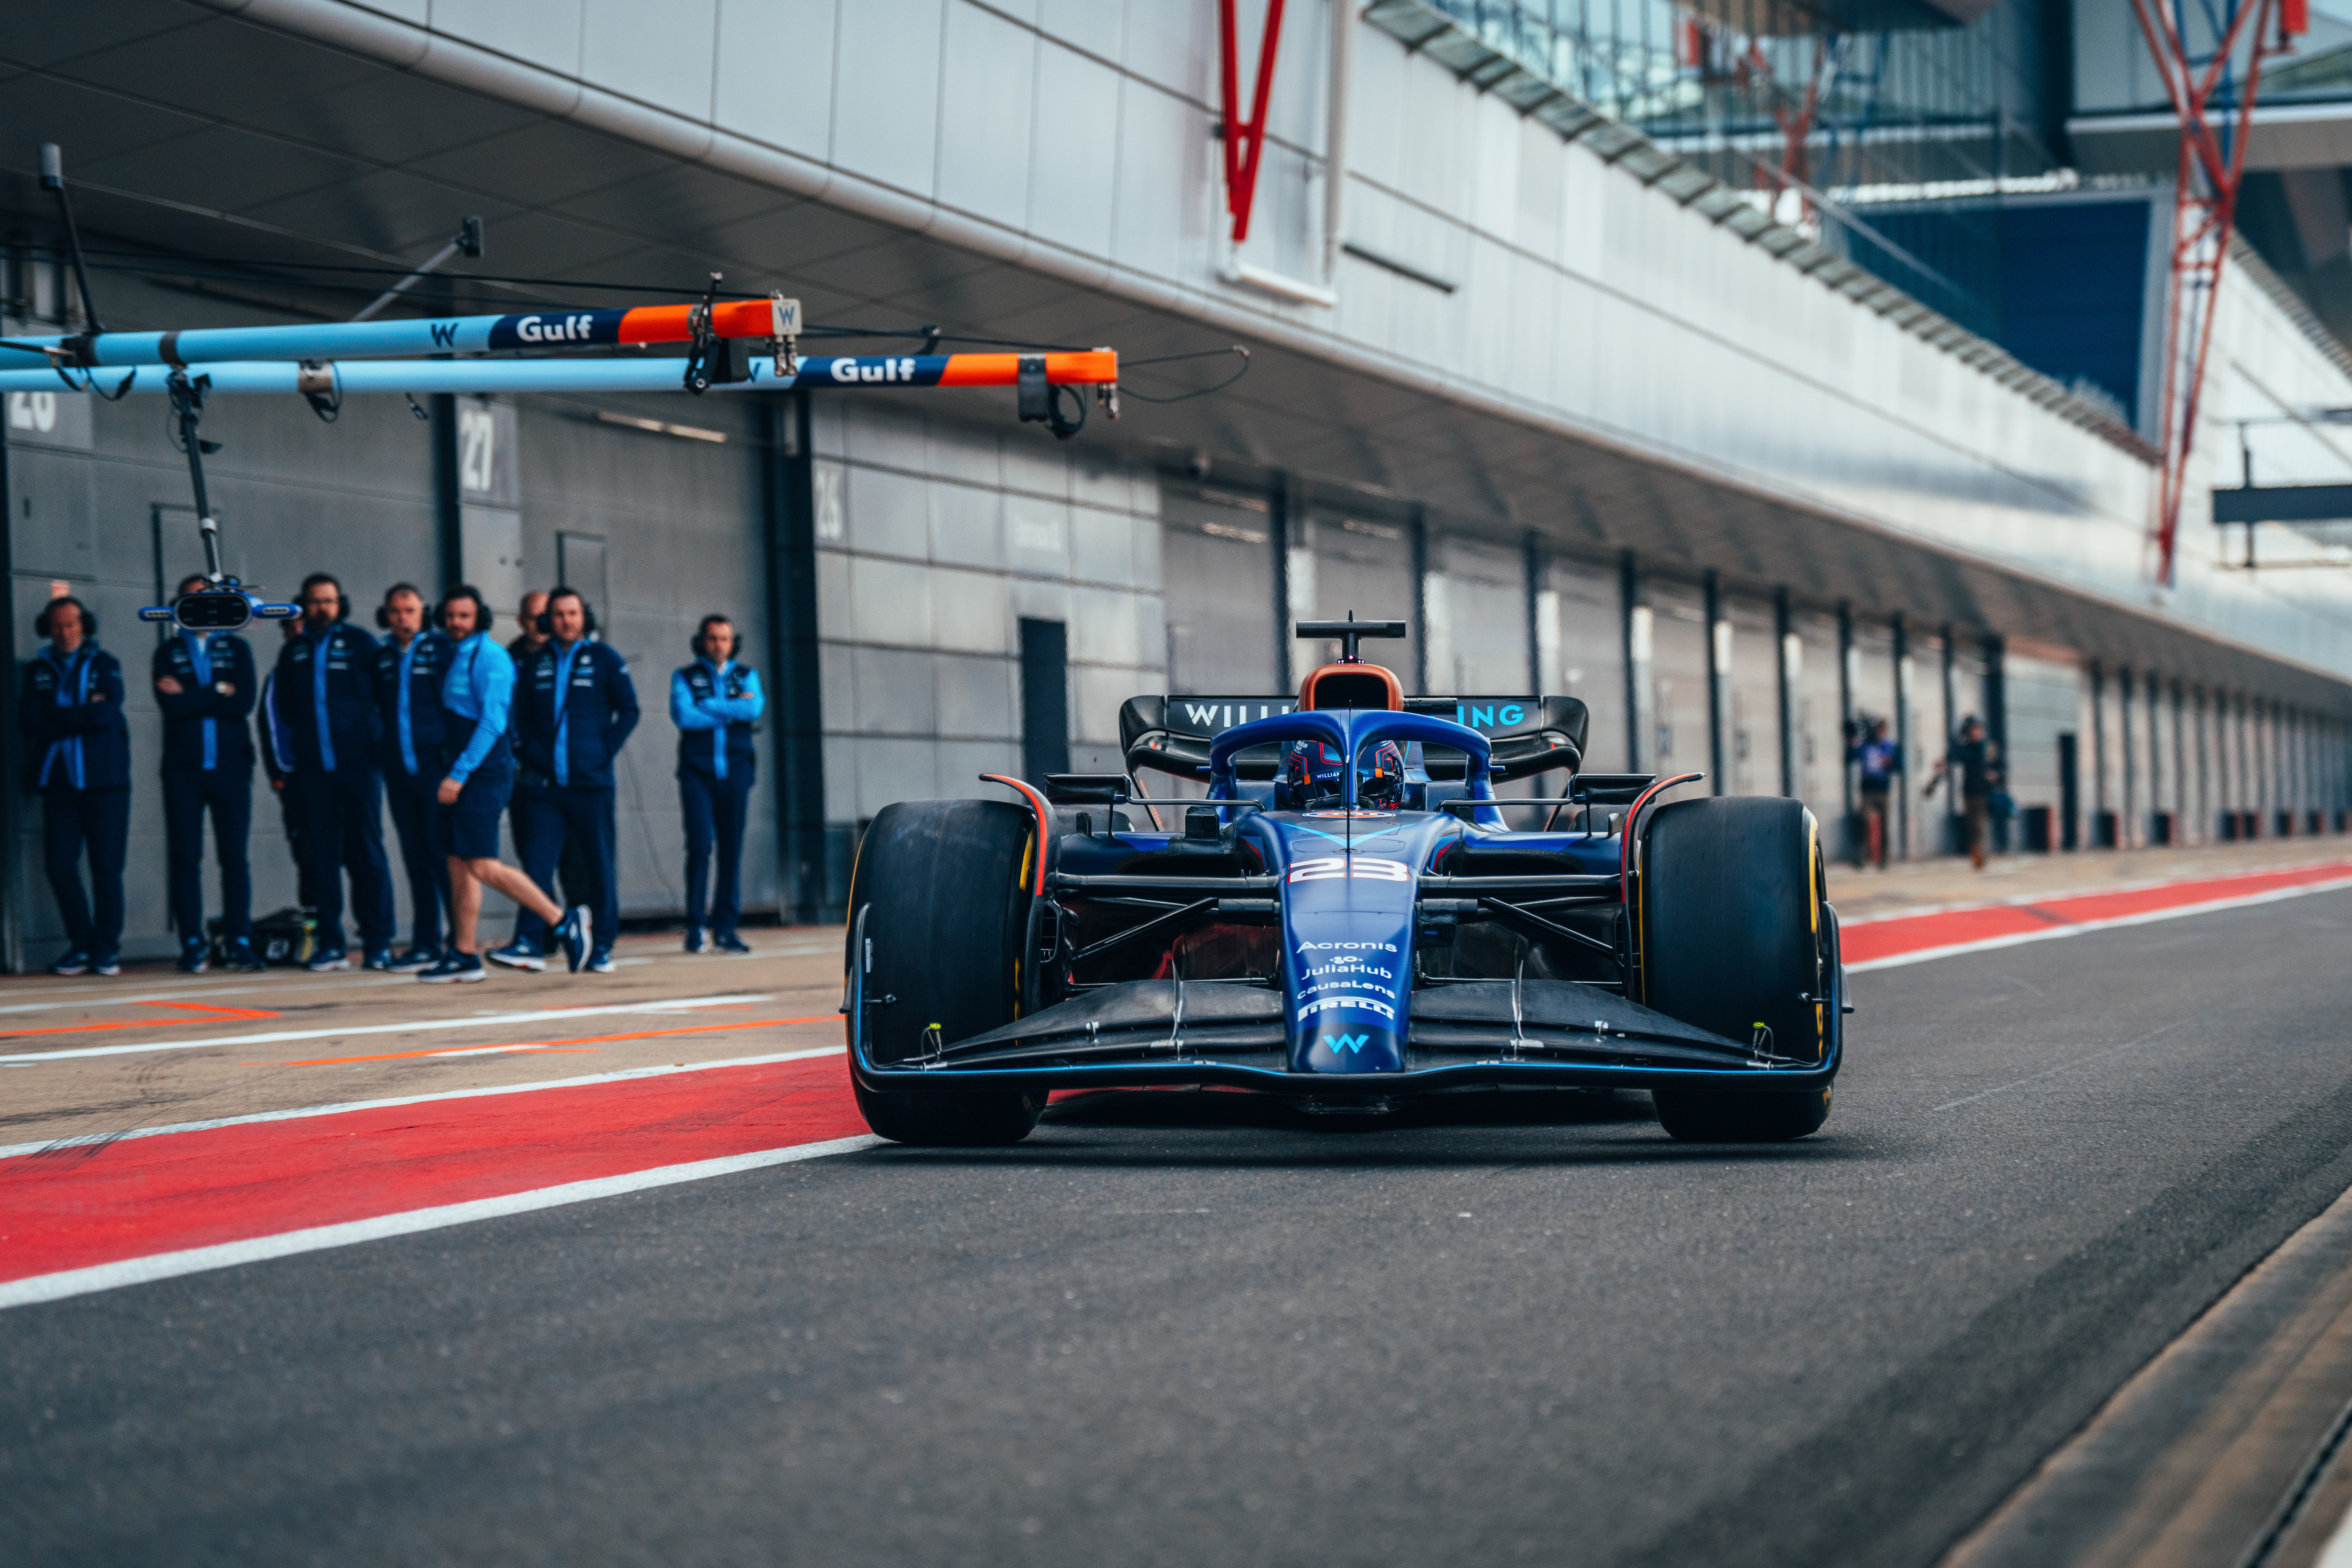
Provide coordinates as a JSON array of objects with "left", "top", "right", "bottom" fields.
[
  {"left": 1640, "top": 795, "right": 1833, "bottom": 1144},
  {"left": 847, "top": 799, "right": 1043, "bottom": 1147}
]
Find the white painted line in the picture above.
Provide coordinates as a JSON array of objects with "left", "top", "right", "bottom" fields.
[
  {"left": 1844, "top": 875, "right": 2352, "bottom": 974},
  {"left": 0, "top": 1132, "right": 883, "bottom": 1311},
  {"left": 2316, "top": 1494, "right": 2352, "bottom": 1568},
  {"left": 0, "top": 993, "right": 779, "bottom": 1064},
  {"left": 0, "top": 974, "right": 423, "bottom": 1014},
  {"left": 0, "top": 1045, "right": 847, "bottom": 1160}
]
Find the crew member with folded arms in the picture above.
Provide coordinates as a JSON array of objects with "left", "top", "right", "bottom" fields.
[
  {"left": 672, "top": 613, "right": 764, "bottom": 955},
  {"left": 274, "top": 573, "right": 396, "bottom": 971},
  {"left": 154, "top": 574, "right": 262, "bottom": 972},
  {"left": 372, "top": 583, "right": 453, "bottom": 972},
  {"left": 423, "top": 584, "right": 588, "bottom": 981},
  {"left": 17, "top": 594, "right": 130, "bottom": 977},
  {"left": 498, "top": 587, "right": 636, "bottom": 974}
]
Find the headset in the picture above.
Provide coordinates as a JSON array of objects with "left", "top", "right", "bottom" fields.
[
  {"left": 536, "top": 587, "right": 598, "bottom": 638},
  {"left": 298, "top": 573, "right": 350, "bottom": 622},
  {"left": 435, "top": 583, "right": 494, "bottom": 635},
  {"left": 691, "top": 614, "right": 736, "bottom": 661},
  {"left": 34, "top": 596, "right": 95, "bottom": 641},
  {"left": 375, "top": 582, "right": 430, "bottom": 630}
]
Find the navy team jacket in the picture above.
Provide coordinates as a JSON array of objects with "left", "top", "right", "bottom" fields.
[
  {"left": 273, "top": 622, "right": 383, "bottom": 774},
  {"left": 19, "top": 645, "right": 131, "bottom": 791},
  {"left": 372, "top": 629, "right": 454, "bottom": 778},
  {"left": 515, "top": 639, "right": 640, "bottom": 789},
  {"left": 153, "top": 630, "right": 258, "bottom": 773}
]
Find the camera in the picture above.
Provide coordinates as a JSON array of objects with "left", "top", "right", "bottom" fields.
[{"left": 138, "top": 578, "right": 300, "bottom": 633}]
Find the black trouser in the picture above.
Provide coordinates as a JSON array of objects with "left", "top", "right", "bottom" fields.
[
  {"left": 291, "top": 765, "right": 396, "bottom": 949},
  {"left": 382, "top": 766, "right": 449, "bottom": 952},
  {"left": 516, "top": 784, "right": 617, "bottom": 950},
  {"left": 680, "top": 769, "right": 753, "bottom": 937},
  {"left": 509, "top": 791, "right": 594, "bottom": 910},
  {"left": 163, "top": 764, "right": 252, "bottom": 943},
  {"left": 41, "top": 785, "right": 130, "bottom": 956}
]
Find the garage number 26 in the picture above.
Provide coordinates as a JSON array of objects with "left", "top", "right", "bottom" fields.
[{"left": 1287, "top": 856, "right": 1411, "bottom": 884}]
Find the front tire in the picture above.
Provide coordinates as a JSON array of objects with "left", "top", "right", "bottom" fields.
[
  {"left": 1641, "top": 796, "right": 1833, "bottom": 1143},
  {"left": 848, "top": 799, "right": 1043, "bottom": 1147}
]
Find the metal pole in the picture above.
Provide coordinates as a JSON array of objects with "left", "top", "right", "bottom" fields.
[
  {"left": 1775, "top": 585, "right": 1795, "bottom": 799},
  {"left": 0, "top": 406, "right": 17, "bottom": 972},
  {"left": 1270, "top": 473, "right": 1293, "bottom": 695},
  {"left": 1836, "top": 600, "right": 1855, "bottom": 826},
  {"left": 768, "top": 391, "right": 828, "bottom": 923},
  {"left": 1704, "top": 569, "right": 1725, "bottom": 796},
  {"left": 1522, "top": 531, "right": 1542, "bottom": 695},
  {"left": 2120, "top": 667, "right": 2137, "bottom": 848},
  {"left": 1892, "top": 613, "right": 1909, "bottom": 858},
  {"left": 1620, "top": 551, "right": 1643, "bottom": 773},
  {"left": 1410, "top": 508, "right": 1429, "bottom": 695},
  {"left": 1322, "top": 0, "right": 1355, "bottom": 287}
]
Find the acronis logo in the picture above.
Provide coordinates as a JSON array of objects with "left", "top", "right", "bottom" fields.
[{"left": 1322, "top": 1033, "right": 1370, "bottom": 1055}]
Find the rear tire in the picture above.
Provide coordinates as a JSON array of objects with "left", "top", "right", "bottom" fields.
[
  {"left": 1641, "top": 796, "right": 1833, "bottom": 1143},
  {"left": 848, "top": 799, "right": 1043, "bottom": 1147}
]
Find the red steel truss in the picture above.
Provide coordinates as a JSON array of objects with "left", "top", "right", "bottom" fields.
[
  {"left": 2129, "top": 0, "right": 2302, "bottom": 585},
  {"left": 1217, "top": 0, "right": 1288, "bottom": 245}
]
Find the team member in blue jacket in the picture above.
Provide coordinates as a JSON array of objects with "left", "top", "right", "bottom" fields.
[
  {"left": 17, "top": 596, "right": 130, "bottom": 976},
  {"left": 671, "top": 614, "right": 765, "bottom": 954},
  {"left": 372, "top": 583, "right": 454, "bottom": 971},
  {"left": 153, "top": 574, "right": 263, "bottom": 973},
  {"left": 421, "top": 585, "right": 587, "bottom": 982},
  {"left": 496, "top": 587, "right": 638, "bottom": 974},
  {"left": 274, "top": 573, "right": 397, "bottom": 971}
]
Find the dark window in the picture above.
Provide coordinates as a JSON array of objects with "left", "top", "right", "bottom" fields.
[{"left": 1020, "top": 617, "right": 1070, "bottom": 781}]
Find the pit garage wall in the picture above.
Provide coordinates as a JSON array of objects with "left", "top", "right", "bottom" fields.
[{"left": 807, "top": 400, "right": 1166, "bottom": 861}]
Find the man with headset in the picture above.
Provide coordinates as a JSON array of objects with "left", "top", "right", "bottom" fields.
[
  {"left": 672, "top": 613, "right": 764, "bottom": 954},
  {"left": 372, "top": 583, "right": 454, "bottom": 972},
  {"left": 274, "top": 572, "right": 396, "bottom": 971},
  {"left": 17, "top": 594, "right": 130, "bottom": 976},
  {"left": 494, "top": 587, "right": 637, "bottom": 974},
  {"left": 154, "top": 573, "right": 263, "bottom": 973},
  {"left": 424, "top": 585, "right": 588, "bottom": 981}
]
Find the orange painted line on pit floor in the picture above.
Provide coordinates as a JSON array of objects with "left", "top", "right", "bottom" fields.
[
  {"left": 0, "top": 1021, "right": 150, "bottom": 1040},
  {"left": 137, "top": 1001, "right": 281, "bottom": 1019},
  {"left": 270, "top": 1015, "right": 835, "bottom": 1068}
]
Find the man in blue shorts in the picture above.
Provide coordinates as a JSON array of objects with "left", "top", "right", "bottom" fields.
[{"left": 418, "top": 585, "right": 587, "bottom": 982}]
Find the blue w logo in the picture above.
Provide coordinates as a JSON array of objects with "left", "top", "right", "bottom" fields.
[
  {"left": 1322, "top": 1033, "right": 1370, "bottom": 1055},
  {"left": 429, "top": 321, "right": 458, "bottom": 346}
]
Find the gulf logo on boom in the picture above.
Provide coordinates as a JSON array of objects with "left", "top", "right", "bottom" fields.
[
  {"left": 827, "top": 357, "right": 930, "bottom": 384},
  {"left": 487, "top": 309, "right": 625, "bottom": 349}
]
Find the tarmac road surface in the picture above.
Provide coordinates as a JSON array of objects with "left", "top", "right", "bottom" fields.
[{"left": 6, "top": 885, "right": 2352, "bottom": 1566}]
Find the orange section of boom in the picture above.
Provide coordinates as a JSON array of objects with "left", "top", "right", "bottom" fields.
[
  {"left": 938, "top": 350, "right": 1119, "bottom": 385},
  {"left": 614, "top": 299, "right": 779, "bottom": 345}
]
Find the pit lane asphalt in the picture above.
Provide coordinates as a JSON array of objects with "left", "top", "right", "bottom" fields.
[{"left": 8, "top": 888, "right": 2352, "bottom": 1567}]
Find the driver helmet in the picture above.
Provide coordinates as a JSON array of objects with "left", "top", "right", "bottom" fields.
[{"left": 1284, "top": 738, "right": 1407, "bottom": 810}]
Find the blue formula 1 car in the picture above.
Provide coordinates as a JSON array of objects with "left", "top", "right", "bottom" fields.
[{"left": 845, "top": 618, "right": 1847, "bottom": 1146}]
